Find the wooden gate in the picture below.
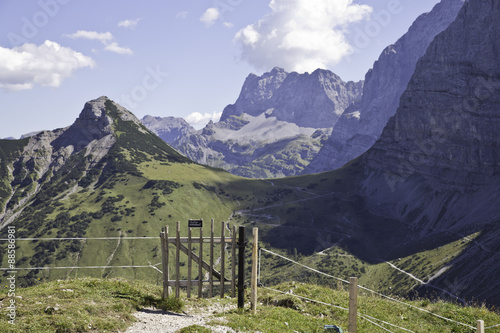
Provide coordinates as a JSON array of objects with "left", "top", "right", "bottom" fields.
[{"left": 160, "top": 219, "right": 240, "bottom": 299}]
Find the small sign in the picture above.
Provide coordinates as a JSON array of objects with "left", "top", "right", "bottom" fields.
[{"left": 188, "top": 219, "right": 203, "bottom": 228}]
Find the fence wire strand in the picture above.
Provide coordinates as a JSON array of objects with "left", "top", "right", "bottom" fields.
[
  {"left": 260, "top": 248, "right": 477, "bottom": 331},
  {"left": 262, "top": 286, "right": 415, "bottom": 333}
]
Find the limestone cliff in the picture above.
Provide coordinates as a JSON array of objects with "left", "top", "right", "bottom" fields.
[{"left": 305, "top": 0, "right": 465, "bottom": 174}]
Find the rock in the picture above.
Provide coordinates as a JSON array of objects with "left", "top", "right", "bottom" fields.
[
  {"left": 141, "top": 115, "right": 196, "bottom": 145},
  {"left": 355, "top": 0, "right": 500, "bottom": 304},
  {"left": 221, "top": 67, "right": 363, "bottom": 128},
  {"left": 305, "top": 0, "right": 465, "bottom": 174}
]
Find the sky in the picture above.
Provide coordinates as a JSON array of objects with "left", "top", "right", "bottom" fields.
[{"left": 0, "top": 0, "right": 442, "bottom": 139}]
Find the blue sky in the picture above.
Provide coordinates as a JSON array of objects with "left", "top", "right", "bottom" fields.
[{"left": 0, "top": 0, "right": 441, "bottom": 139}]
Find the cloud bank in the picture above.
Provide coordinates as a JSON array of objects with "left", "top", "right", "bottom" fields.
[
  {"left": 234, "top": 0, "right": 372, "bottom": 73},
  {"left": 0, "top": 40, "right": 94, "bottom": 91},
  {"left": 65, "top": 30, "right": 133, "bottom": 55}
]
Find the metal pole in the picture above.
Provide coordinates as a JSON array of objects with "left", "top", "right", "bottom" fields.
[{"left": 237, "top": 226, "right": 246, "bottom": 309}]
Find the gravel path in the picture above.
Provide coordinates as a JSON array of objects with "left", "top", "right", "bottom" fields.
[{"left": 124, "top": 303, "right": 239, "bottom": 333}]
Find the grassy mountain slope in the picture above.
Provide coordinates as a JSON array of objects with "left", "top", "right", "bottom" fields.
[{"left": 0, "top": 97, "right": 496, "bottom": 310}]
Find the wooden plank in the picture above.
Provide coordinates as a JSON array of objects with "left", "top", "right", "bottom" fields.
[
  {"left": 251, "top": 227, "right": 259, "bottom": 314},
  {"left": 160, "top": 227, "right": 168, "bottom": 299},
  {"left": 187, "top": 227, "right": 192, "bottom": 298},
  {"left": 220, "top": 221, "right": 225, "bottom": 298},
  {"left": 198, "top": 226, "right": 203, "bottom": 298},
  {"left": 168, "top": 280, "right": 233, "bottom": 287},
  {"left": 176, "top": 221, "right": 180, "bottom": 298},
  {"left": 231, "top": 225, "right": 237, "bottom": 297},
  {"left": 166, "top": 226, "right": 170, "bottom": 298},
  {"left": 209, "top": 219, "right": 214, "bottom": 298},
  {"left": 166, "top": 237, "right": 233, "bottom": 243},
  {"left": 177, "top": 243, "right": 227, "bottom": 281}
]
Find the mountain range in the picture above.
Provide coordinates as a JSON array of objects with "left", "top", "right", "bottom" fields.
[
  {"left": 144, "top": 0, "right": 465, "bottom": 179},
  {"left": 145, "top": 67, "right": 362, "bottom": 178},
  {"left": 1, "top": 0, "right": 500, "bottom": 308}
]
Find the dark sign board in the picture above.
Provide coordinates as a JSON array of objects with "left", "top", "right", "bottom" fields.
[{"left": 188, "top": 219, "right": 203, "bottom": 228}]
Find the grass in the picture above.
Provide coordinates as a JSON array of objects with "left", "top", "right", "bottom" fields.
[
  {"left": 0, "top": 277, "right": 183, "bottom": 333},
  {"left": 2, "top": 278, "right": 499, "bottom": 332},
  {"left": 211, "top": 282, "right": 500, "bottom": 333}
]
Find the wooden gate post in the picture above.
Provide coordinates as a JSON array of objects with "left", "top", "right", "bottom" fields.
[
  {"left": 220, "top": 221, "right": 226, "bottom": 298},
  {"left": 251, "top": 227, "right": 259, "bottom": 314},
  {"left": 348, "top": 277, "right": 358, "bottom": 333},
  {"left": 237, "top": 226, "right": 246, "bottom": 309},
  {"left": 187, "top": 227, "right": 192, "bottom": 298},
  {"left": 477, "top": 320, "right": 485, "bottom": 333},
  {"left": 209, "top": 219, "right": 214, "bottom": 297},
  {"left": 175, "top": 221, "right": 181, "bottom": 298},
  {"left": 198, "top": 225, "right": 203, "bottom": 298},
  {"left": 160, "top": 226, "right": 169, "bottom": 299}
]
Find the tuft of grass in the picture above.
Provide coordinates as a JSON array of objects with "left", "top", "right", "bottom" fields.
[
  {"left": 177, "top": 324, "right": 211, "bottom": 333},
  {"left": 0, "top": 277, "right": 183, "bottom": 333}
]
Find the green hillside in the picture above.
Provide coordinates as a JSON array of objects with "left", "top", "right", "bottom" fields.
[{"left": 0, "top": 98, "right": 494, "bottom": 310}]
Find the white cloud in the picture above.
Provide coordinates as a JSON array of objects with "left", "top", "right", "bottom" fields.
[
  {"left": 186, "top": 111, "right": 222, "bottom": 128},
  {"left": 223, "top": 22, "right": 234, "bottom": 29},
  {"left": 65, "top": 30, "right": 132, "bottom": 55},
  {"left": 65, "top": 30, "right": 113, "bottom": 43},
  {"left": 118, "top": 18, "right": 141, "bottom": 30},
  {"left": 234, "top": 0, "right": 372, "bottom": 73},
  {"left": 176, "top": 11, "right": 188, "bottom": 19},
  {"left": 0, "top": 40, "right": 95, "bottom": 91},
  {"left": 200, "top": 8, "right": 220, "bottom": 27},
  {"left": 104, "top": 42, "right": 133, "bottom": 55}
]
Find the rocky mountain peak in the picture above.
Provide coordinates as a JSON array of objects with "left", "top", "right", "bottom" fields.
[
  {"left": 364, "top": 0, "right": 500, "bottom": 192},
  {"left": 220, "top": 67, "right": 362, "bottom": 128},
  {"left": 305, "top": 0, "right": 465, "bottom": 173}
]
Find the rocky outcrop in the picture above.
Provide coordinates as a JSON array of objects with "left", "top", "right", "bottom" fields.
[
  {"left": 355, "top": 0, "right": 500, "bottom": 304},
  {"left": 305, "top": 0, "right": 465, "bottom": 174},
  {"left": 141, "top": 115, "right": 196, "bottom": 146}
]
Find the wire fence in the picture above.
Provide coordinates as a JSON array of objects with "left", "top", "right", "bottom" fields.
[
  {"left": 1, "top": 235, "right": 499, "bottom": 330},
  {"left": 0, "top": 236, "right": 163, "bottom": 274},
  {"left": 259, "top": 247, "right": 500, "bottom": 331}
]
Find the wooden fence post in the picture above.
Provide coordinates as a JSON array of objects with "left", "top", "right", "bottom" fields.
[
  {"left": 220, "top": 221, "right": 226, "bottom": 298},
  {"left": 232, "top": 225, "right": 237, "bottom": 297},
  {"left": 176, "top": 221, "right": 180, "bottom": 298},
  {"left": 251, "top": 228, "right": 258, "bottom": 314},
  {"left": 237, "top": 226, "right": 246, "bottom": 309},
  {"left": 348, "top": 277, "right": 358, "bottom": 333},
  {"left": 198, "top": 225, "right": 203, "bottom": 298},
  {"left": 209, "top": 219, "right": 214, "bottom": 298},
  {"left": 160, "top": 226, "right": 169, "bottom": 299},
  {"left": 187, "top": 227, "right": 192, "bottom": 298},
  {"left": 477, "top": 320, "right": 485, "bottom": 333}
]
